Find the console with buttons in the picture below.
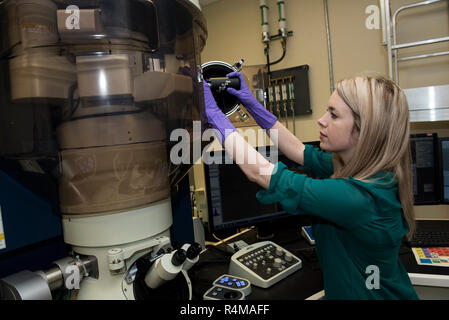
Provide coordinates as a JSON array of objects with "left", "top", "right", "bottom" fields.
[
  {"left": 212, "top": 274, "right": 252, "bottom": 296},
  {"left": 203, "top": 274, "right": 251, "bottom": 300},
  {"left": 203, "top": 286, "right": 245, "bottom": 300},
  {"left": 228, "top": 241, "right": 302, "bottom": 288}
]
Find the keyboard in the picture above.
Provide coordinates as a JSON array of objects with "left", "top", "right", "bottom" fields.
[
  {"left": 409, "top": 231, "right": 449, "bottom": 247},
  {"left": 408, "top": 220, "right": 449, "bottom": 247},
  {"left": 228, "top": 241, "right": 302, "bottom": 288}
]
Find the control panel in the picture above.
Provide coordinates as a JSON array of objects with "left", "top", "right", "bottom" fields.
[
  {"left": 228, "top": 241, "right": 302, "bottom": 288},
  {"left": 213, "top": 274, "right": 251, "bottom": 296},
  {"left": 203, "top": 286, "right": 245, "bottom": 300},
  {"left": 203, "top": 274, "right": 251, "bottom": 300}
]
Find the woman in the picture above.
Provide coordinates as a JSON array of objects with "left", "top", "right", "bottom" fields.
[{"left": 203, "top": 71, "right": 418, "bottom": 300}]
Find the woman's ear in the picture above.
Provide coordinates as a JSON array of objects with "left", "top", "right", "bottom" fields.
[{"left": 351, "top": 125, "right": 360, "bottom": 143}]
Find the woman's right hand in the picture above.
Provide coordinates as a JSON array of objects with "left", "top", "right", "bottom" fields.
[
  {"left": 226, "top": 72, "right": 277, "bottom": 130},
  {"left": 226, "top": 72, "right": 260, "bottom": 108}
]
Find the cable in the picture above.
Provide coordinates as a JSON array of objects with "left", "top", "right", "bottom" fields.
[
  {"left": 265, "top": 44, "right": 272, "bottom": 76},
  {"left": 212, "top": 233, "right": 223, "bottom": 242},
  {"left": 269, "top": 39, "right": 287, "bottom": 66}
]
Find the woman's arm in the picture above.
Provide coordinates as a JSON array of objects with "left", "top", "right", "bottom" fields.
[
  {"left": 268, "top": 121, "right": 306, "bottom": 166},
  {"left": 202, "top": 79, "right": 275, "bottom": 189},
  {"left": 225, "top": 72, "right": 306, "bottom": 166},
  {"left": 256, "top": 162, "right": 373, "bottom": 228},
  {"left": 224, "top": 131, "right": 275, "bottom": 189}
]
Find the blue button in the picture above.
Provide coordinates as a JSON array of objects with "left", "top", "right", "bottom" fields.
[
  {"left": 240, "top": 281, "right": 246, "bottom": 286},
  {"left": 223, "top": 277, "right": 229, "bottom": 281},
  {"left": 232, "top": 278, "right": 237, "bottom": 281},
  {"left": 420, "top": 259, "right": 432, "bottom": 264},
  {"left": 220, "top": 279, "right": 225, "bottom": 283},
  {"left": 228, "top": 282, "right": 233, "bottom": 286}
]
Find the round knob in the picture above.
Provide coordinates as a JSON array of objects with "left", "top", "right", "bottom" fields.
[
  {"left": 285, "top": 253, "right": 293, "bottom": 262},
  {"left": 275, "top": 248, "right": 283, "bottom": 257},
  {"left": 273, "top": 258, "right": 282, "bottom": 268}
]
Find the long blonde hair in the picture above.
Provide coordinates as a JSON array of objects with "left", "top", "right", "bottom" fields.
[{"left": 332, "top": 73, "right": 415, "bottom": 239}]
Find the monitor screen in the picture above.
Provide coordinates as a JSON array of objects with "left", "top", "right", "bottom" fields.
[
  {"left": 410, "top": 133, "right": 440, "bottom": 204},
  {"left": 440, "top": 138, "right": 449, "bottom": 203},
  {"left": 204, "top": 146, "right": 297, "bottom": 233}
]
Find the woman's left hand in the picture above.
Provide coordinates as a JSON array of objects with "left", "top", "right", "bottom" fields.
[{"left": 203, "top": 81, "right": 236, "bottom": 145}]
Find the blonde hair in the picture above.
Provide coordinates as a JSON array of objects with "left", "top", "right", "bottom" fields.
[{"left": 333, "top": 73, "right": 415, "bottom": 240}]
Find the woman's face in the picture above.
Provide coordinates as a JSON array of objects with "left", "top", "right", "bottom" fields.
[{"left": 317, "top": 91, "right": 359, "bottom": 163}]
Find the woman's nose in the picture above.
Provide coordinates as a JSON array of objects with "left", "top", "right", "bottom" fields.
[{"left": 317, "top": 115, "right": 327, "bottom": 128}]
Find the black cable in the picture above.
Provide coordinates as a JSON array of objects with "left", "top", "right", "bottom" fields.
[
  {"left": 269, "top": 41, "right": 287, "bottom": 66},
  {"left": 265, "top": 44, "right": 271, "bottom": 76}
]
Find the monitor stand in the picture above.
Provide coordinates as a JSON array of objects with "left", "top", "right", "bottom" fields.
[{"left": 256, "top": 221, "right": 275, "bottom": 240}]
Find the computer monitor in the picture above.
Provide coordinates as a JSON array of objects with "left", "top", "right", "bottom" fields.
[
  {"left": 439, "top": 137, "right": 449, "bottom": 204},
  {"left": 203, "top": 146, "right": 298, "bottom": 238},
  {"left": 410, "top": 133, "right": 440, "bottom": 204}
]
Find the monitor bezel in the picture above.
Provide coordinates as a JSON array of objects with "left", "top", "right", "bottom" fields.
[
  {"left": 439, "top": 137, "right": 449, "bottom": 204},
  {"left": 410, "top": 133, "right": 441, "bottom": 205},
  {"left": 203, "top": 146, "right": 290, "bottom": 235}
]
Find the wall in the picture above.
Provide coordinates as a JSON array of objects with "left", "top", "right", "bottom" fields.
[{"left": 193, "top": 0, "right": 449, "bottom": 220}]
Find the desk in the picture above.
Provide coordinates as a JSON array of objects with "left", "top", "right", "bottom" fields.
[
  {"left": 188, "top": 222, "right": 449, "bottom": 300},
  {"left": 400, "top": 247, "right": 449, "bottom": 276},
  {"left": 399, "top": 246, "right": 449, "bottom": 299},
  {"left": 188, "top": 224, "right": 324, "bottom": 300}
]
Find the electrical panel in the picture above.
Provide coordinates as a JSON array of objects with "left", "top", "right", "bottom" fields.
[{"left": 266, "top": 65, "right": 311, "bottom": 135}]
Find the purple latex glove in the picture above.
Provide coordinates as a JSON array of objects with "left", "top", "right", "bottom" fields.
[
  {"left": 226, "top": 72, "right": 277, "bottom": 130},
  {"left": 203, "top": 81, "right": 237, "bottom": 145}
]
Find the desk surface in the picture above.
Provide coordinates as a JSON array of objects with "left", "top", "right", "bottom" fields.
[
  {"left": 188, "top": 223, "right": 449, "bottom": 300},
  {"left": 189, "top": 225, "right": 324, "bottom": 300},
  {"left": 399, "top": 246, "right": 449, "bottom": 276}
]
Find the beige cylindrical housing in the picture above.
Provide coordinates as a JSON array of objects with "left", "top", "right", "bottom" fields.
[
  {"left": 16, "top": 0, "right": 59, "bottom": 48},
  {"left": 9, "top": 52, "right": 77, "bottom": 101},
  {"left": 58, "top": 142, "right": 169, "bottom": 215},
  {"left": 76, "top": 54, "right": 133, "bottom": 98},
  {"left": 57, "top": 112, "right": 166, "bottom": 149}
]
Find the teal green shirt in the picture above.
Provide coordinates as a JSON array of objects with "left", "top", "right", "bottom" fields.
[{"left": 257, "top": 145, "right": 418, "bottom": 300}]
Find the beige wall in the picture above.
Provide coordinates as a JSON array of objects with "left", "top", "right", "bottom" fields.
[{"left": 194, "top": 0, "right": 449, "bottom": 220}]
